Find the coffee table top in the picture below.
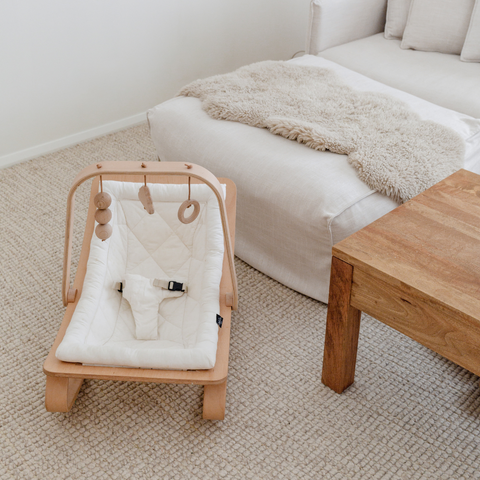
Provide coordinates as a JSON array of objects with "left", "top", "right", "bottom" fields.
[{"left": 333, "top": 169, "right": 480, "bottom": 322}]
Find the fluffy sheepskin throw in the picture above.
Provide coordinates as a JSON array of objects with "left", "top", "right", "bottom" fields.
[{"left": 179, "top": 61, "right": 465, "bottom": 203}]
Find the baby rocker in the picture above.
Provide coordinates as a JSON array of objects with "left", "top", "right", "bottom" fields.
[{"left": 43, "top": 161, "right": 237, "bottom": 420}]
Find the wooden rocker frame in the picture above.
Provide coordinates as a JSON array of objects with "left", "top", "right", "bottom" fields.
[{"left": 43, "top": 161, "right": 237, "bottom": 420}]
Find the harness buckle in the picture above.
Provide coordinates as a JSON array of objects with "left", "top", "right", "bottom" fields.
[{"left": 168, "top": 281, "right": 185, "bottom": 292}]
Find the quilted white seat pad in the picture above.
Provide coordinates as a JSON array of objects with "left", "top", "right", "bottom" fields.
[{"left": 56, "top": 181, "right": 225, "bottom": 370}]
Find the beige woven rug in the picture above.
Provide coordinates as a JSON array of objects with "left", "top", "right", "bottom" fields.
[{"left": 1, "top": 124, "right": 480, "bottom": 479}]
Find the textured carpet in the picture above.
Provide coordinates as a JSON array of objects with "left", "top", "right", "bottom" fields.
[{"left": 1, "top": 124, "right": 480, "bottom": 479}]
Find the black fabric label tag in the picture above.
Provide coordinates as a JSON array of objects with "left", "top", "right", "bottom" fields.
[{"left": 216, "top": 314, "right": 223, "bottom": 328}]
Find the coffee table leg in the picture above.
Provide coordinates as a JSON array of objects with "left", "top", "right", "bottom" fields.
[{"left": 322, "top": 256, "right": 361, "bottom": 393}]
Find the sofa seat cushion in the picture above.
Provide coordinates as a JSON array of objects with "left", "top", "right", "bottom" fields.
[{"left": 319, "top": 33, "right": 480, "bottom": 118}]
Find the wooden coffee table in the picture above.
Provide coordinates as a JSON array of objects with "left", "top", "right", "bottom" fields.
[{"left": 322, "top": 169, "right": 480, "bottom": 393}]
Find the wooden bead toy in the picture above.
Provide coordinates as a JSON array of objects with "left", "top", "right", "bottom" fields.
[
  {"left": 94, "top": 208, "right": 112, "bottom": 225},
  {"left": 95, "top": 223, "right": 113, "bottom": 241},
  {"left": 94, "top": 176, "right": 113, "bottom": 241},
  {"left": 94, "top": 192, "right": 112, "bottom": 210}
]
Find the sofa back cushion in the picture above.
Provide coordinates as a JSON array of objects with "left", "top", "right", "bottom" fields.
[
  {"left": 401, "top": 0, "right": 475, "bottom": 54},
  {"left": 462, "top": 0, "right": 480, "bottom": 62},
  {"left": 384, "top": 0, "right": 411, "bottom": 39}
]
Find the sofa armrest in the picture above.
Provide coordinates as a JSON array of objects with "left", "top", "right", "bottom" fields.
[{"left": 306, "top": 0, "right": 387, "bottom": 55}]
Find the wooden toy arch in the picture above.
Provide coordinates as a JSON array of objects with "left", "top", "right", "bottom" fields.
[{"left": 62, "top": 161, "right": 238, "bottom": 310}]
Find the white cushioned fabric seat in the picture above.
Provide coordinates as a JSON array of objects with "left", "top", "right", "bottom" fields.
[
  {"left": 148, "top": 55, "right": 480, "bottom": 303},
  {"left": 319, "top": 33, "right": 480, "bottom": 118},
  {"left": 56, "top": 181, "right": 225, "bottom": 370}
]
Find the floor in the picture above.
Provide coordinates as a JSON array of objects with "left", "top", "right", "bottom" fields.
[{"left": 1, "top": 124, "right": 480, "bottom": 479}]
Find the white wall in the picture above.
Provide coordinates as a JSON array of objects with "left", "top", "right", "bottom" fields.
[{"left": 0, "top": 0, "right": 310, "bottom": 167}]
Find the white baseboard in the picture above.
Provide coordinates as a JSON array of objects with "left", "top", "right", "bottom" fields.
[{"left": 0, "top": 112, "right": 147, "bottom": 170}]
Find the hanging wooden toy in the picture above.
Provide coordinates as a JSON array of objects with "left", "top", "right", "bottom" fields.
[
  {"left": 178, "top": 164, "right": 200, "bottom": 224},
  {"left": 94, "top": 175, "right": 112, "bottom": 241},
  {"left": 138, "top": 174, "right": 155, "bottom": 215}
]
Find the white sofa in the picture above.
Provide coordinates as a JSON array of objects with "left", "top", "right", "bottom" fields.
[{"left": 148, "top": 0, "right": 480, "bottom": 303}]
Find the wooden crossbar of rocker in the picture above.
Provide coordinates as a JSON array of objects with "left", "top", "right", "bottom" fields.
[{"left": 43, "top": 161, "right": 237, "bottom": 420}]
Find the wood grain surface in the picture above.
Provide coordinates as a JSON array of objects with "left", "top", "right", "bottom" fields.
[
  {"left": 351, "top": 268, "right": 480, "bottom": 376},
  {"left": 321, "top": 257, "right": 361, "bottom": 393},
  {"left": 333, "top": 170, "right": 480, "bottom": 323},
  {"left": 323, "top": 169, "right": 480, "bottom": 392}
]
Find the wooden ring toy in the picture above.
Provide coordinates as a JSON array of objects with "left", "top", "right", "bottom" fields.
[{"left": 178, "top": 200, "right": 200, "bottom": 224}]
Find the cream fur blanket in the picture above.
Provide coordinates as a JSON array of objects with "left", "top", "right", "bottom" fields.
[{"left": 179, "top": 61, "right": 465, "bottom": 203}]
